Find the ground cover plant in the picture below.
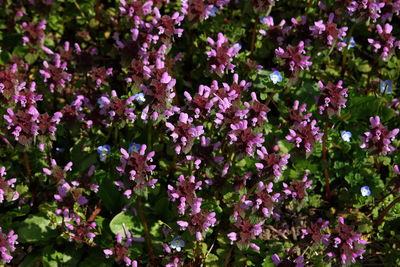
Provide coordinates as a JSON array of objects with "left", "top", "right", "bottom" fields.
[{"left": 0, "top": 0, "right": 400, "bottom": 266}]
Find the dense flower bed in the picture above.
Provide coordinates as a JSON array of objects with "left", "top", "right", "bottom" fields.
[{"left": 0, "top": 0, "right": 400, "bottom": 266}]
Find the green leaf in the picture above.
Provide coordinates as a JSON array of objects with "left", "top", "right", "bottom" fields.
[
  {"left": 79, "top": 247, "right": 113, "bottom": 267},
  {"left": 94, "top": 170, "right": 122, "bottom": 212},
  {"left": 24, "top": 52, "right": 39, "bottom": 64},
  {"left": 42, "top": 245, "right": 83, "bottom": 267},
  {"left": 358, "top": 63, "right": 372, "bottom": 73},
  {"left": 109, "top": 211, "right": 143, "bottom": 238},
  {"left": 17, "top": 214, "right": 57, "bottom": 243}
]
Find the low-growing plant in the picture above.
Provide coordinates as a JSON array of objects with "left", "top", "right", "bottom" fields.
[{"left": 0, "top": 0, "right": 400, "bottom": 266}]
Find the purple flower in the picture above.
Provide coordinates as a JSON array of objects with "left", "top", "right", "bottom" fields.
[
  {"left": 360, "top": 116, "right": 399, "bottom": 155},
  {"left": 252, "top": 182, "right": 281, "bottom": 218},
  {"left": 330, "top": 217, "right": 367, "bottom": 265},
  {"left": 165, "top": 113, "right": 204, "bottom": 154},
  {"left": 286, "top": 120, "right": 323, "bottom": 154},
  {"left": 206, "top": 33, "right": 241, "bottom": 75},
  {"left": 309, "top": 14, "right": 348, "bottom": 49},
  {"left": 255, "top": 146, "right": 290, "bottom": 180},
  {"left": 275, "top": 41, "right": 312, "bottom": 75},
  {"left": 317, "top": 80, "right": 348, "bottom": 116},
  {"left": 347, "top": 0, "right": 385, "bottom": 21},
  {"left": 0, "top": 166, "right": 19, "bottom": 203},
  {"left": 301, "top": 218, "right": 330, "bottom": 246},
  {"left": 282, "top": 174, "right": 313, "bottom": 201},
  {"left": 0, "top": 227, "right": 18, "bottom": 264},
  {"left": 103, "top": 231, "right": 139, "bottom": 265},
  {"left": 116, "top": 145, "right": 157, "bottom": 195},
  {"left": 39, "top": 53, "right": 72, "bottom": 92},
  {"left": 21, "top": 19, "right": 46, "bottom": 46},
  {"left": 368, "top": 24, "right": 400, "bottom": 61},
  {"left": 228, "top": 218, "right": 264, "bottom": 250}
]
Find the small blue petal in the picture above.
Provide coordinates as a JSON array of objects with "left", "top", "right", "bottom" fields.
[
  {"left": 380, "top": 80, "right": 393, "bottom": 94},
  {"left": 270, "top": 71, "right": 283, "bottom": 84},
  {"left": 361, "top": 186, "right": 371, "bottom": 197},
  {"left": 341, "top": 131, "right": 352, "bottom": 142},
  {"left": 97, "top": 145, "right": 111, "bottom": 154},
  {"left": 209, "top": 7, "right": 218, "bottom": 17},
  {"left": 134, "top": 93, "right": 146, "bottom": 103},
  {"left": 128, "top": 143, "right": 141, "bottom": 153},
  {"left": 171, "top": 237, "right": 185, "bottom": 251},
  {"left": 348, "top": 37, "right": 356, "bottom": 48}
]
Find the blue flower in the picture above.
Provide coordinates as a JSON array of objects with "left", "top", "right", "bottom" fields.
[
  {"left": 209, "top": 7, "right": 218, "bottom": 17},
  {"left": 128, "top": 143, "right": 141, "bottom": 153},
  {"left": 348, "top": 37, "right": 356, "bottom": 49},
  {"left": 55, "top": 147, "right": 65, "bottom": 153},
  {"left": 134, "top": 92, "right": 146, "bottom": 103},
  {"left": 360, "top": 186, "right": 371, "bottom": 197},
  {"left": 270, "top": 71, "right": 283, "bottom": 84},
  {"left": 97, "top": 96, "right": 110, "bottom": 109},
  {"left": 97, "top": 145, "right": 111, "bottom": 162},
  {"left": 170, "top": 237, "right": 185, "bottom": 252},
  {"left": 380, "top": 80, "right": 393, "bottom": 94},
  {"left": 341, "top": 131, "right": 352, "bottom": 142}
]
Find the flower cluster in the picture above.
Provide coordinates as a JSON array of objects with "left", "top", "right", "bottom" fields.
[
  {"left": 275, "top": 41, "right": 312, "bottom": 76},
  {"left": 255, "top": 146, "right": 290, "bottom": 181},
  {"left": 347, "top": 0, "right": 385, "bottom": 21},
  {"left": 39, "top": 53, "right": 72, "bottom": 92},
  {"left": 282, "top": 174, "right": 313, "bottom": 201},
  {"left": 168, "top": 175, "right": 217, "bottom": 241},
  {"left": 286, "top": 103, "right": 323, "bottom": 154},
  {"left": 0, "top": 167, "right": 19, "bottom": 203},
  {"left": 368, "top": 24, "right": 400, "bottom": 61},
  {"left": 206, "top": 33, "right": 241, "bottom": 75},
  {"left": 21, "top": 19, "right": 46, "bottom": 46},
  {"left": 2, "top": 81, "right": 62, "bottom": 147},
  {"left": 252, "top": 182, "right": 281, "bottom": 218},
  {"left": 104, "top": 232, "right": 138, "bottom": 267},
  {"left": 55, "top": 208, "right": 97, "bottom": 244},
  {"left": 329, "top": 217, "right": 367, "bottom": 265},
  {"left": 301, "top": 218, "right": 330, "bottom": 246},
  {"left": 115, "top": 145, "right": 157, "bottom": 197},
  {"left": 97, "top": 91, "right": 136, "bottom": 125},
  {"left": 183, "top": 0, "right": 230, "bottom": 21},
  {"left": 0, "top": 227, "right": 18, "bottom": 264},
  {"left": 309, "top": 14, "right": 348, "bottom": 49},
  {"left": 227, "top": 219, "right": 263, "bottom": 251},
  {"left": 165, "top": 112, "right": 205, "bottom": 154},
  {"left": 360, "top": 116, "right": 399, "bottom": 155},
  {"left": 43, "top": 159, "right": 73, "bottom": 181},
  {"left": 317, "top": 80, "right": 348, "bottom": 116}
]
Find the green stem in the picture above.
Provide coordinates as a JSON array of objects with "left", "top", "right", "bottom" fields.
[
  {"left": 322, "top": 122, "right": 332, "bottom": 200},
  {"left": 223, "top": 246, "right": 234, "bottom": 267},
  {"left": 375, "top": 196, "right": 400, "bottom": 228},
  {"left": 137, "top": 197, "right": 157, "bottom": 265}
]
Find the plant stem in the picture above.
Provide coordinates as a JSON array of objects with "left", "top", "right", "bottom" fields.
[
  {"left": 250, "top": 18, "right": 259, "bottom": 55},
  {"left": 223, "top": 246, "right": 234, "bottom": 267},
  {"left": 322, "top": 122, "right": 332, "bottom": 200},
  {"left": 374, "top": 196, "right": 400, "bottom": 228},
  {"left": 137, "top": 197, "right": 157, "bottom": 265},
  {"left": 23, "top": 152, "right": 32, "bottom": 179}
]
